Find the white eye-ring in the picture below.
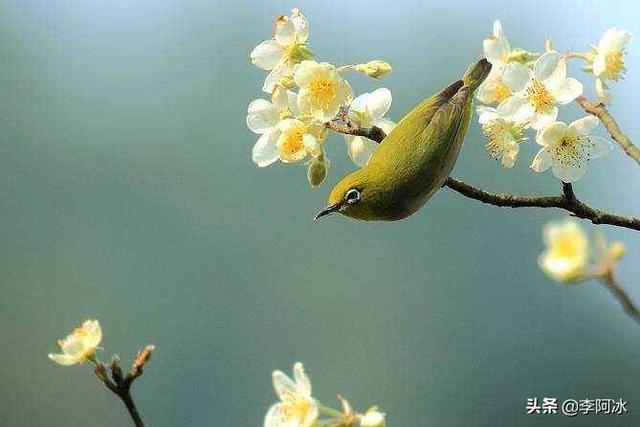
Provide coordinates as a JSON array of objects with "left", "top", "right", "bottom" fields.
[{"left": 344, "top": 188, "right": 362, "bottom": 205}]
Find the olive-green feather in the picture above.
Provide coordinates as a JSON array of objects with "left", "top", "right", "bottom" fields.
[{"left": 323, "top": 58, "right": 491, "bottom": 221}]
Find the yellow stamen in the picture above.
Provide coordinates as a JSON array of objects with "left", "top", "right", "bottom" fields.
[
  {"left": 605, "top": 51, "right": 625, "bottom": 80},
  {"left": 526, "top": 79, "right": 554, "bottom": 113},
  {"left": 281, "top": 394, "right": 312, "bottom": 422},
  {"left": 279, "top": 129, "right": 305, "bottom": 162}
]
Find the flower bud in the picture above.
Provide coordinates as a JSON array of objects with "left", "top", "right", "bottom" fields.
[
  {"left": 359, "top": 407, "right": 385, "bottom": 427},
  {"left": 608, "top": 241, "right": 626, "bottom": 261},
  {"left": 307, "top": 154, "right": 328, "bottom": 188},
  {"left": 545, "top": 38, "right": 555, "bottom": 52},
  {"left": 353, "top": 60, "right": 393, "bottom": 79}
]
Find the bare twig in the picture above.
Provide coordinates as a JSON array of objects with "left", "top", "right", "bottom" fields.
[
  {"left": 326, "top": 117, "right": 640, "bottom": 232},
  {"left": 325, "top": 109, "right": 387, "bottom": 143},
  {"left": 94, "top": 345, "right": 155, "bottom": 427},
  {"left": 575, "top": 95, "right": 640, "bottom": 165},
  {"left": 598, "top": 269, "right": 640, "bottom": 324}
]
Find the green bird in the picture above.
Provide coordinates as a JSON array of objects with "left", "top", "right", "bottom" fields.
[{"left": 315, "top": 58, "right": 491, "bottom": 221}]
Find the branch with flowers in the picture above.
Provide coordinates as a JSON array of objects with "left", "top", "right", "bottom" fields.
[
  {"left": 247, "top": 9, "right": 639, "bottom": 326},
  {"left": 48, "top": 320, "right": 155, "bottom": 427}
]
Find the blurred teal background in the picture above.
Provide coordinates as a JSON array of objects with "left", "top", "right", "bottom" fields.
[{"left": 2, "top": 0, "right": 639, "bottom": 425}]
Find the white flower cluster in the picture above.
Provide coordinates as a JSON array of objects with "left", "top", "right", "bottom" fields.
[
  {"left": 248, "top": 9, "right": 395, "bottom": 187},
  {"left": 476, "top": 21, "right": 632, "bottom": 182},
  {"left": 264, "top": 362, "right": 386, "bottom": 427}
]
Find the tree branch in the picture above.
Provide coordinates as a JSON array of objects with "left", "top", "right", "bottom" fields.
[
  {"left": 326, "top": 116, "right": 640, "bottom": 231},
  {"left": 575, "top": 95, "right": 640, "bottom": 166},
  {"left": 94, "top": 345, "right": 155, "bottom": 427}
]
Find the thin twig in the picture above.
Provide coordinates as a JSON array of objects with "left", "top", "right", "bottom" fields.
[
  {"left": 326, "top": 117, "right": 640, "bottom": 232},
  {"left": 599, "top": 270, "right": 640, "bottom": 324},
  {"left": 575, "top": 95, "right": 640, "bottom": 166},
  {"left": 94, "top": 345, "right": 155, "bottom": 427}
]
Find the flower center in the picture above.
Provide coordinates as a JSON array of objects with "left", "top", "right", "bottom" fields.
[
  {"left": 605, "top": 51, "right": 625, "bottom": 79},
  {"left": 552, "top": 237, "right": 583, "bottom": 260},
  {"left": 489, "top": 80, "right": 511, "bottom": 103},
  {"left": 553, "top": 135, "right": 584, "bottom": 167},
  {"left": 526, "top": 79, "right": 554, "bottom": 113},
  {"left": 282, "top": 394, "right": 312, "bottom": 422},
  {"left": 279, "top": 129, "right": 305, "bottom": 161},
  {"left": 309, "top": 77, "right": 335, "bottom": 102}
]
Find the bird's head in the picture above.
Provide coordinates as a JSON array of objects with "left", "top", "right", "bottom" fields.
[{"left": 314, "top": 169, "right": 388, "bottom": 221}]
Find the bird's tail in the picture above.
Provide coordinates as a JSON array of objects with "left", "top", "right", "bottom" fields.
[{"left": 461, "top": 58, "right": 492, "bottom": 92}]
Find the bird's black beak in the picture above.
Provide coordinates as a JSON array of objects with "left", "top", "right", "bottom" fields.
[{"left": 314, "top": 203, "right": 340, "bottom": 221}]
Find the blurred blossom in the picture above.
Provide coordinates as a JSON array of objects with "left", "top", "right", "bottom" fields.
[
  {"left": 344, "top": 88, "right": 396, "bottom": 166},
  {"left": 48, "top": 319, "right": 102, "bottom": 366},
  {"left": 531, "top": 116, "right": 611, "bottom": 182},
  {"left": 250, "top": 9, "right": 314, "bottom": 93},
  {"left": 359, "top": 407, "right": 386, "bottom": 427},
  {"left": 265, "top": 362, "right": 318, "bottom": 427},
  {"left": 539, "top": 220, "right": 589, "bottom": 282}
]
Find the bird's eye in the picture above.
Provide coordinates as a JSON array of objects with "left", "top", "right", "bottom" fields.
[{"left": 344, "top": 189, "right": 362, "bottom": 205}]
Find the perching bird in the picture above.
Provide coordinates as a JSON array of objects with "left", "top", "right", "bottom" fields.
[{"left": 315, "top": 58, "right": 491, "bottom": 221}]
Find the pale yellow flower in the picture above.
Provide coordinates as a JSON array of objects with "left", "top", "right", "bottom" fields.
[
  {"left": 48, "top": 319, "right": 102, "bottom": 366},
  {"left": 539, "top": 220, "right": 589, "bottom": 282},
  {"left": 250, "top": 9, "right": 313, "bottom": 93},
  {"left": 294, "top": 60, "right": 353, "bottom": 122},
  {"left": 264, "top": 362, "right": 319, "bottom": 427},
  {"left": 276, "top": 118, "right": 319, "bottom": 163},
  {"left": 592, "top": 27, "right": 633, "bottom": 103},
  {"left": 359, "top": 407, "right": 386, "bottom": 427}
]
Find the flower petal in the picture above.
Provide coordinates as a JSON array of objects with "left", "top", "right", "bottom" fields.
[
  {"left": 593, "top": 54, "right": 607, "bottom": 77},
  {"left": 366, "top": 88, "right": 392, "bottom": 120},
  {"left": 272, "top": 370, "right": 297, "bottom": 401},
  {"left": 291, "top": 8, "right": 310, "bottom": 44},
  {"left": 293, "top": 60, "right": 319, "bottom": 88},
  {"left": 569, "top": 116, "right": 599, "bottom": 136},
  {"left": 247, "top": 99, "right": 279, "bottom": 134},
  {"left": 553, "top": 78, "right": 583, "bottom": 105},
  {"left": 374, "top": 117, "right": 396, "bottom": 135},
  {"left": 293, "top": 362, "right": 312, "bottom": 397},
  {"left": 301, "top": 399, "right": 319, "bottom": 427},
  {"left": 534, "top": 51, "right": 563, "bottom": 82},
  {"left": 530, "top": 106, "right": 558, "bottom": 131},
  {"left": 537, "top": 121, "right": 567, "bottom": 147},
  {"left": 552, "top": 161, "right": 586, "bottom": 183},
  {"left": 250, "top": 40, "right": 285, "bottom": 71},
  {"left": 264, "top": 403, "right": 296, "bottom": 427},
  {"left": 531, "top": 148, "right": 553, "bottom": 172},
  {"left": 274, "top": 16, "right": 296, "bottom": 46},
  {"left": 584, "top": 135, "right": 612, "bottom": 159},
  {"left": 346, "top": 135, "right": 377, "bottom": 167},
  {"left": 48, "top": 353, "right": 79, "bottom": 366},
  {"left": 599, "top": 28, "right": 633, "bottom": 52},
  {"left": 502, "top": 63, "right": 530, "bottom": 92},
  {"left": 262, "top": 65, "right": 288, "bottom": 93},
  {"left": 252, "top": 130, "right": 279, "bottom": 167}
]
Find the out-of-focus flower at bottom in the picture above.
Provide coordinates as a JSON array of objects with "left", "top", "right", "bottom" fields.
[
  {"left": 539, "top": 220, "right": 589, "bottom": 282},
  {"left": 265, "top": 362, "right": 319, "bottom": 427},
  {"left": 359, "top": 407, "right": 386, "bottom": 427},
  {"left": 48, "top": 319, "right": 102, "bottom": 366}
]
